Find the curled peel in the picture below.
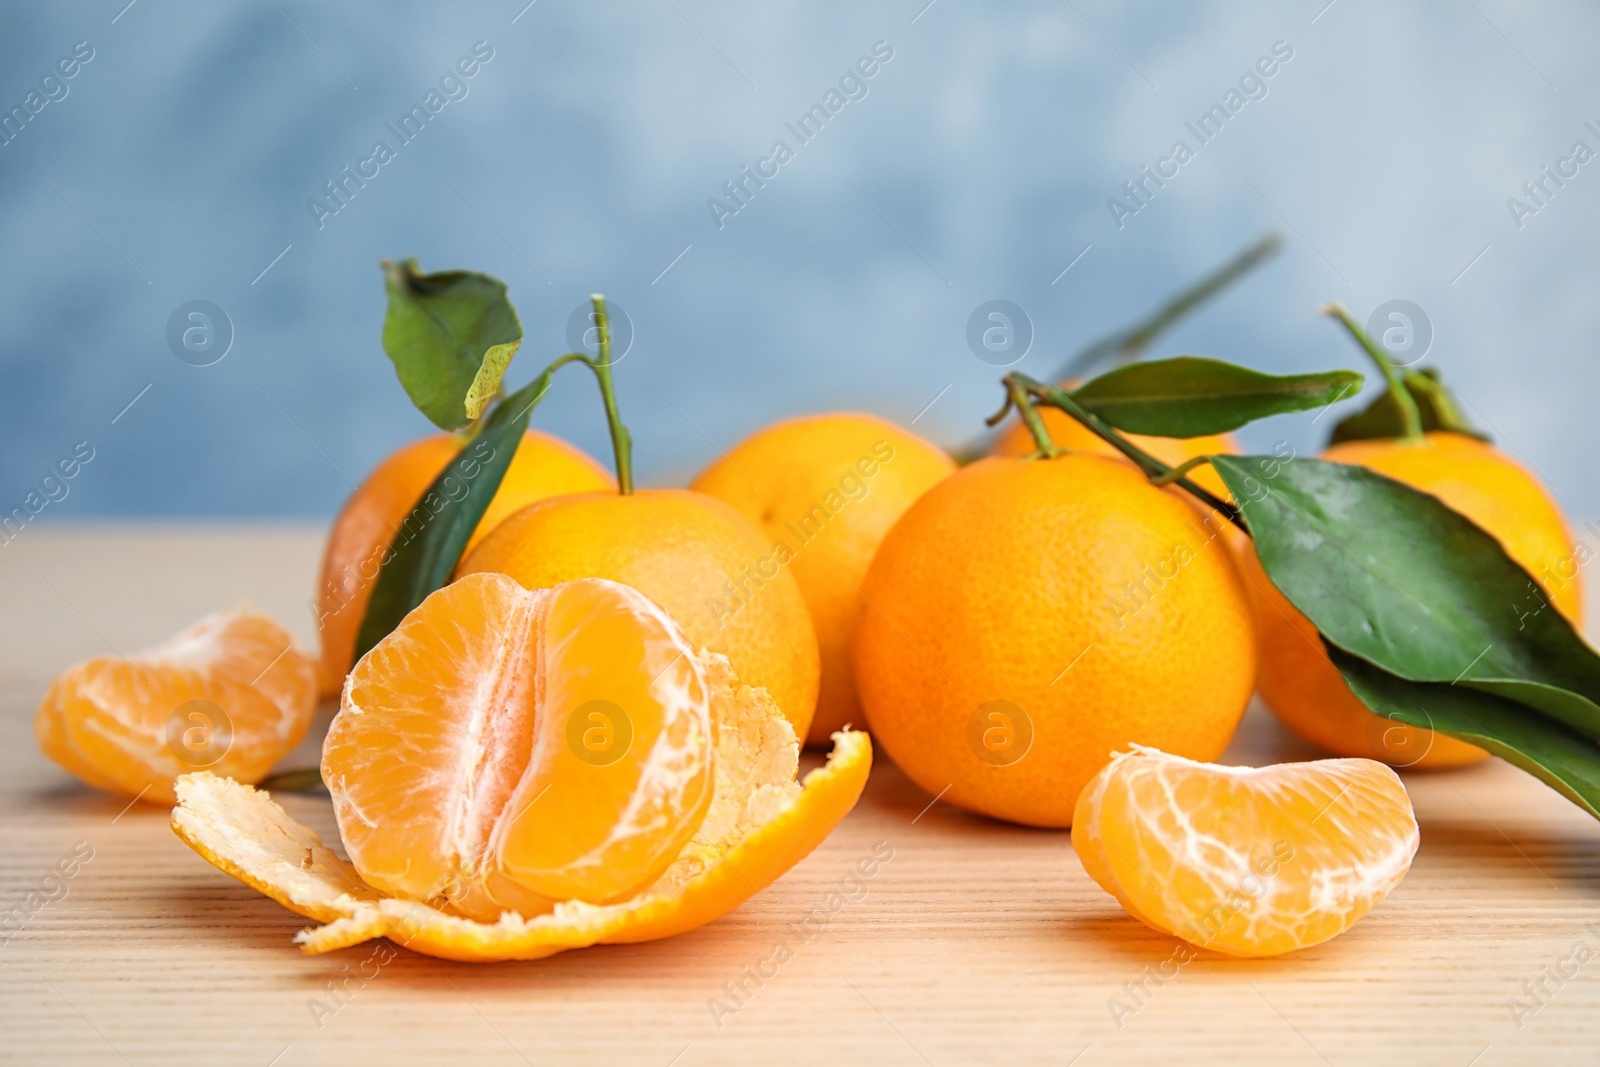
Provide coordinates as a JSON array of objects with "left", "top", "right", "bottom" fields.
[{"left": 170, "top": 652, "right": 871, "bottom": 962}]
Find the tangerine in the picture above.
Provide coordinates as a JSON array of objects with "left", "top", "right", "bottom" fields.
[
  {"left": 171, "top": 575, "right": 872, "bottom": 961},
  {"left": 853, "top": 454, "right": 1255, "bottom": 826},
  {"left": 691, "top": 413, "right": 955, "bottom": 745},
  {"left": 324, "top": 573, "right": 714, "bottom": 919}
]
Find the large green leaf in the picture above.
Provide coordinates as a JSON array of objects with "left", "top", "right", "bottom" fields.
[
  {"left": 1334, "top": 648, "right": 1600, "bottom": 819},
  {"left": 1328, "top": 368, "right": 1489, "bottom": 446},
  {"left": 1069, "top": 357, "right": 1362, "bottom": 438},
  {"left": 353, "top": 367, "right": 563, "bottom": 661},
  {"left": 1210, "top": 455, "right": 1600, "bottom": 737},
  {"left": 381, "top": 259, "right": 523, "bottom": 431}
]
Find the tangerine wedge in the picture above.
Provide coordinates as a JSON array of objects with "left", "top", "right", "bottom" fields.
[
  {"left": 36, "top": 608, "right": 316, "bottom": 804},
  {"left": 1073, "top": 746, "right": 1418, "bottom": 957},
  {"left": 171, "top": 572, "right": 872, "bottom": 962}
]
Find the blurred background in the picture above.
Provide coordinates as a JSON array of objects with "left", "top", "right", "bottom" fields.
[{"left": 1, "top": 0, "right": 1596, "bottom": 520}]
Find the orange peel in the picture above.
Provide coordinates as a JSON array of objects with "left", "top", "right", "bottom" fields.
[{"left": 170, "top": 649, "right": 871, "bottom": 961}]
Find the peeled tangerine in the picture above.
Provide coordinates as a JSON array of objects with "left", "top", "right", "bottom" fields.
[
  {"left": 1073, "top": 746, "right": 1419, "bottom": 957},
  {"left": 170, "top": 572, "right": 871, "bottom": 962},
  {"left": 36, "top": 609, "right": 316, "bottom": 804}
]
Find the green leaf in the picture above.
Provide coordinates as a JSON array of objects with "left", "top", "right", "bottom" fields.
[
  {"left": 1069, "top": 357, "right": 1363, "bottom": 438},
  {"left": 1333, "top": 648, "right": 1600, "bottom": 820},
  {"left": 381, "top": 259, "right": 523, "bottom": 431},
  {"left": 1328, "top": 368, "right": 1489, "bottom": 446},
  {"left": 1211, "top": 454, "right": 1600, "bottom": 738},
  {"left": 353, "top": 365, "right": 563, "bottom": 661}
]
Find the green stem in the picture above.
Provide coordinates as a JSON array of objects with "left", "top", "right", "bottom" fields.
[
  {"left": 1010, "top": 373, "right": 1248, "bottom": 532},
  {"left": 950, "top": 232, "right": 1283, "bottom": 466},
  {"left": 1322, "top": 302, "right": 1424, "bottom": 443},
  {"left": 1150, "top": 455, "right": 1212, "bottom": 487},
  {"left": 1006, "top": 377, "right": 1060, "bottom": 458},
  {"left": 585, "top": 294, "right": 635, "bottom": 494},
  {"left": 1060, "top": 232, "right": 1283, "bottom": 378}
]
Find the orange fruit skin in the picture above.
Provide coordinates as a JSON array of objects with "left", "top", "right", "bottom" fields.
[
  {"left": 993, "top": 397, "right": 1239, "bottom": 501},
  {"left": 689, "top": 413, "right": 955, "bottom": 746},
  {"left": 314, "top": 430, "right": 614, "bottom": 697},
  {"left": 170, "top": 728, "right": 875, "bottom": 962},
  {"left": 853, "top": 455, "right": 1257, "bottom": 827},
  {"left": 1241, "top": 431, "right": 1584, "bottom": 770},
  {"left": 458, "top": 488, "right": 821, "bottom": 739}
]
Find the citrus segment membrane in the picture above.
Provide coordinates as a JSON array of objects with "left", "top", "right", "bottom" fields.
[
  {"left": 36, "top": 608, "right": 316, "bottom": 804},
  {"left": 323, "top": 573, "right": 715, "bottom": 919},
  {"left": 1073, "top": 746, "right": 1418, "bottom": 958},
  {"left": 170, "top": 684, "right": 872, "bottom": 961}
]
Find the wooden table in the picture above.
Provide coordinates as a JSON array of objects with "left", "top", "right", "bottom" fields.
[{"left": 4, "top": 526, "right": 1599, "bottom": 1065}]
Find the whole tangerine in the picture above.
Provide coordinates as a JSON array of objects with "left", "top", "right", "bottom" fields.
[
  {"left": 691, "top": 412, "right": 955, "bottom": 745},
  {"left": 853, "top": 454, "right": 1256, "bottom": 827}
]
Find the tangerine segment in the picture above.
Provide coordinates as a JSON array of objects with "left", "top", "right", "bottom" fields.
[
  {"left": 323, "top": 573, "right": 714, "bottom": 917},
  {"left": 495, "top": 578, "right": 715, "bottom": 902},
  {"left": 36, "top": 609, "right": 316, "bottom": 804},
  {"left": 1073, "top": 746, "right": 1418, "bottom": 958},
  {"left": 169, "top": 682, "right": 873, "bottom": 962}
]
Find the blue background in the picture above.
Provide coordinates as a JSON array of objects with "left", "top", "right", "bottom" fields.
[{"left": 2, "top": 0, "right": 1597, "bottom": 519}]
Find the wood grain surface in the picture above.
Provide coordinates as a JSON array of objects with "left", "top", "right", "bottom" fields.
[{"left": 3, "top": 525, "right": 1599, "bottom": 1066}]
